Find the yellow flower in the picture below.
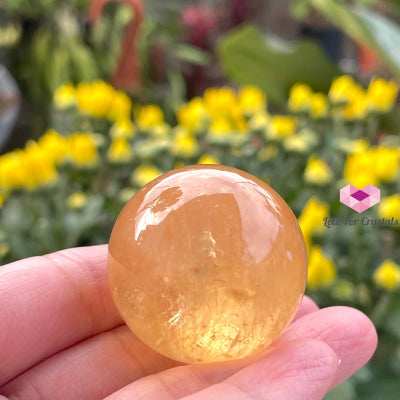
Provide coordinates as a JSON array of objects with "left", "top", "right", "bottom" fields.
[
  {"left": 110, "top": 119, "right": 136, "bottom": 139},
  {"left": 307, "top": 245, "right": 337, "bottom": 290},
  {"left": 329, "top": 75, "right": 357, "bottom": 103},
  {"left": 298, "top": 196, "right": 329, "bottom": 238},
  {"left": 135, "top": 105, "right": 164, "bottom": 131},
  {"left": 267, "top": 115, "right": 296, "bottom": 140},
  {"left": 209, "top": 118, "right": 233, "bottom": 137},
  {"left": 177, "top": 97, "right": 208, "bottom": 133},
  {"left": 172, "top": 128, "right": 199, "bottom": 158},
  {"left": 76, "top": 81, "right": 114, "bottom": 118},
  {"left": 107, "top": 138, "right": 133, "bottom": 163},
  {"left": 232, "top": 113, "right": 248, "bottom": 132},
  {"left": 0, "top": 151, "right": 25, "bottom": 190},
  {"left": 108, "top": 92, "right": 132, "bottom": 121},
  {"left": 238, "top": 85, "right": 267, "bottom": 116},
  {"left": 207, "top": 120, "right": 248, "bottom": 146},
  {"left": 310, "top": 92, "right": 328, "bottom": 119},
  {"left": 37, "top": 129, "right": 68, "bottom": 164},
  {"left": 304, "top": 155, "right": 333, "bottom": 185},
  {"left": 22, "top": 142, "right": 59, "bottom": 189},
  {"left": 288, "top": 83, "right": 312, "bottom": 113},
  {"left": 198, "top": 154, "right": 220, "bottom": 165},
  {"left": 378, "top": 195, "right": 400, "bottom": 221},
  {"left": 351, "top": 139, "right": 369, "bottom": 154},
  {"left": 67, "top": 133, "right": 99, "bottom": 168},
  {"left": 0, "top": 146, "right": 59, "bottom": 191},
  {"left": 131, "top": 164, "right": 161, "bottom": 187},
  {"left": 373, "top": 146, "right": 400, "bottom": 182},
  {"left": 373, "top": 259, "right": 400, "bottom": 291},
  {"left": 24, "top": 142, "right": 56, "bottom": 187},
  {"left": 367, "top": 77, "right": 399, "bottom": 113},
  {"left": 344, "top": 151, "right": 377, "bottom": 188},
  {"left": 203, "top": 87, "right": 238, "bottom": 119},
  {"left": 53, "top": 83, "right": 77, "bottom": 109},
  {"left": 342, "top": 84, "right": 369, "bottom": 120},
  {"left": 257, "top": 145, "right": 278, "bottom": 161},
  {"left": 67, "top": 192, "right": 87, "bottom": 209},
  {"left": 345, "top": 146, "right": 400, "bottom": 187}
]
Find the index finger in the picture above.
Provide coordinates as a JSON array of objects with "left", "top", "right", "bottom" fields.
[{"left": 0, "top": 245, "right": 122, "bottom": 386}]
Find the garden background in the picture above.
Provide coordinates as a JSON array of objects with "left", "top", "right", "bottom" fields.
[{"left": 0, "top": 1, "right": 399, "bottom": 399}]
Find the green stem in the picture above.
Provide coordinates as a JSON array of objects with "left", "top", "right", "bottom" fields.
[
  {"left": 366, "top": 115, "right": 379, "bottom": 144},
  {"left": 370, "top": 292, "right": 391, "bottom": 327}
]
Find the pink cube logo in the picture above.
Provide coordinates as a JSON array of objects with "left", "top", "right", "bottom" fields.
[{"left": 340, "top": 184, "right": 380, "bottom": 213}]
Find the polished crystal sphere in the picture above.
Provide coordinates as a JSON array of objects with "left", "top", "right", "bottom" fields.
[{"left": 108, "top": 165, "right": 307, "bottom": 363}]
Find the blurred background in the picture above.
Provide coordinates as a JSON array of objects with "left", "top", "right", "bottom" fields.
[{"left": 0, "top": 1, "right": 399, "bottom": 399}]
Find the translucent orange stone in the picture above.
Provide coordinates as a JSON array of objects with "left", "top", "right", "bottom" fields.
[{"left": 108, "top": 165, "right": 307, "bottom": 363}]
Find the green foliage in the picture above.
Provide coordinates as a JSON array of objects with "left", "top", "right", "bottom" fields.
[
  {"left": 309, "top": 0, "right": 400, "bottom": 78},
  {"left": 27, "top": 26, "right": 100, "bottom": 97},
  {"left": 217, "top": 25, "right": 339, "bottom": 106},
  {"left": 1, "top": 0, "right": 211, "bottom": 139},
  {"left": 1, "top": 0, "right": 90, "bottom": 17},
  {"left": 172, "top": 43, "right": 211, "bottom": 66},
  {"left": 1, "top": 187, "right": 106, "bottom": 259}
]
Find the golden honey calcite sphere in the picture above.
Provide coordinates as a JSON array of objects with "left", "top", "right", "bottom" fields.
[{"left": 108, "top": 165, "right": 307, "bottom": 364}]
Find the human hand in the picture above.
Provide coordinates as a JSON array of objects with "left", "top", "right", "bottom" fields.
[{"left": 0, "top": 245, "right": 377, "bottom": 400}]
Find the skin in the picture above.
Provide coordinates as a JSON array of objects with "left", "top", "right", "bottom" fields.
[{"left": 0, "top": 245, "right": 377, "bottom": 400}]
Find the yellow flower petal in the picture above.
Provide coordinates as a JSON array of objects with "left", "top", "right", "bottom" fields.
[
  {"left": 307, "top": 245, "right": 337, "bottom": 290},
  {"left": 373, "top": 259, "right": 400, "bottom": 291},
  {"left": 378, "top": 195, "right": 400, "bottom": 221},
  {"left": 304, "top": 155, "right": 333, "bottom": 185}
]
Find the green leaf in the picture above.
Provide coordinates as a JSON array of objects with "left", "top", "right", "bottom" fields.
[
  {"left": 167, "top": 70, "right": 186, "bottom": 112},
  {"left": 68, "top": 38, "right": 100, "bottom": 83},
  {"left": 309, "top": 0, "right": 400, "bottom": 77},
  {"left": 290, "top": 0, "right": 312, "bottom": 19},
  {"left": 172, "top": 44, "right": 211, "bottom": 66},
  {"left": 48, "top": 45, "right": 71, "bottom": 91},
  {"left": 354, "top": 8, "right": 400, "bottom": 76},
  {"left": 217, "top": 25, "right": 339, "bottom": 106},
  {"left": 63, "top": 195, "right": 105, "bottom": 248}
]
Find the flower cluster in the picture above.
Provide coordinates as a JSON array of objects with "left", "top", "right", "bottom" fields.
[
  {"left": 175, "top": 85, "right": 266, "bottom": 143},
  {"left": 344, "top": 146, "right": 399, "bottom": 188},
  {"left": 1, "top": 77, "right": 399, "bottom": 302},
  {"left": 0, "top": 130, "right": 98, "bottom": 194},
  {"left": 289, "top": 75, "right": 399, "bottom": 120},
  {"left": 54, "top": 81, "right": 132, "bottom": 122}
]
